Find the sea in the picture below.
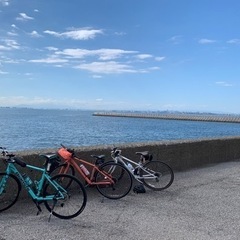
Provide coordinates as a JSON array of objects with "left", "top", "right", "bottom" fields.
[{"left": 1, "top": 108, "right": 240, "bottom": 151}]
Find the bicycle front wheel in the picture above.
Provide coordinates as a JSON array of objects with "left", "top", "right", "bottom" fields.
[
  {"left": 140, "top": 161, "right": 174, "bottom": 191},
  {"left": 44, "top": 174, "right": 87, "bottom": 219},
  {"left": 0, "top": 173, "right": 21, "bottom": 212},
  {"left": 95, "top": 162, "right": 132, "bottom": 199}
]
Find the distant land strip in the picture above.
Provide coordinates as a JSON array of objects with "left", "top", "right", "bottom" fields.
[{"left": 93, "top": 112, "right": 240, "bottom": 123}]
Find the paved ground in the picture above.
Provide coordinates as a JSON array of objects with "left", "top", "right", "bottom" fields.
[{"left": 1, "top": 161, "right": 240, "bottom": 240}]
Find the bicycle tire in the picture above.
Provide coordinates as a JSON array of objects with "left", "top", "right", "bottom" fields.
[
  {"left": 140, "top": 161, "right": 174, "bottom": 191},
  {"left": 43, "top": 174, "right": 87, "bottom": 219},
  {"left": 0, "top": 173, "right": 21, "bottom": 212},
  {"left": 50, "top": 163, "right": 75, "bottom": 177},
  {"left": 50, "top": 163, "right": 75, "bottom": 189},
  {"left": 95, "top": 162, "right": 132, "bottom": 199}
]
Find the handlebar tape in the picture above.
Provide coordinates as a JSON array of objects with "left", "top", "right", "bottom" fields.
[{"left": 14, "top": 157, "right": 27, "bottom": 167}]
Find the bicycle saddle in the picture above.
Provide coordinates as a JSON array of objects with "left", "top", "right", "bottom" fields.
[{"left": 136, "top": 151, "right": 153, "bottom": 161}]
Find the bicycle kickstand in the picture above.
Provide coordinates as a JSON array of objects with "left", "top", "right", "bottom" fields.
[
  {"left": 48, "top": 198, "right": 57, "bottom": 222},
  {"left": 33, "top": 200, "right": 43, "bottom": 216}
]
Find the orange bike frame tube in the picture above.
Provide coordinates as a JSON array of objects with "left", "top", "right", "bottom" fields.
[{"left": 60, "top": 156, "right": 115, "bottom": 186}]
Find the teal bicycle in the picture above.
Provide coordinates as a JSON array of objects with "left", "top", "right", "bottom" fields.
[{"left": 0, "top": 147, "right": 87, "bottom": 221}]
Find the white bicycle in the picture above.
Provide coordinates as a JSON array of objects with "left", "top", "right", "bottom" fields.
[{"left": 109, "top": 147, "right": 174, "bottom": 191}]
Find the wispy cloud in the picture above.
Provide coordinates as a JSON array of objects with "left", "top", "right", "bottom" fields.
[
  {"left": 136, "top": 54, "right": 153, "bottom": 60},
  {"left": 0, "top": 0, "right": 9, "bottom": 6},
  {"left": 215, "top": 81, "right": 233, "bottom": 87},
  {"left": 155, "top": 56, "right": 165, "bottom": 61},
  {"left": 16, "top": 13, "right": 34, "bottom": 21},
  {"left": 75, "top": 61, "right": 136, "bottom": 74},
  {"left": 227, "top": 39, "right": 240, "bottom": 45},
  {"left": 29, "top": 47, "right": 162, "bottom": 74},
  {"left": 44, "top": 28, "right": 103, "bottom": 40},
  {"left": 198, "top": 38, "right": 216, "bottom": 44},
  {"left": 45, "top": 46, "right": 58, "bottom": 51},
  {"left": 55, "top": 48, "right": 137, "bottom": 60},
  {"left": 168, "top": 35, "right": 183, "bottom": 44},
  {"left": 0, "top": 69, "right": 8, "bottom": 74},
  {"left": 29, "top": 57, "right": 68, "bottom": 64},
  {"left": 0, "top": 39, "right": 20, "bottom": 50}
]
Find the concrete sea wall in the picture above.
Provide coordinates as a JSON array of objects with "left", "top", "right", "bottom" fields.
[
  {"left": 2, "top": 136, "right": 240, "bottom": 173},
  {"left": 1, "top": 136, "right": 240, "bottom": 199}
]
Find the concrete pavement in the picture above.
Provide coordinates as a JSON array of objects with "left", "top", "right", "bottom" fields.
[{"left": 1, "top": 160, "right": 240, "bottom": 240}]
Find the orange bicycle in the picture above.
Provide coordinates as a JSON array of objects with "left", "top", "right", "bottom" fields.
[{"left": 50, "top": 144, "right": 132, "bottom": 200}]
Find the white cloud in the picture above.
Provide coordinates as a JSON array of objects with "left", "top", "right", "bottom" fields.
[
  {"left": 136, "top": 54, "right": 153, "bottom": 60},
  {"left": 0, "top": 70, "right": 8, "bottom": 74},
  {"left": 16, "top": 13, "right": 34, "bottom": 21},
  {"left": 215, "top": 81, "right": 233, "bottom": 87},
  {"left": 44, "top": 28, "right": 103, "bottom": 40},
  {"left": 0, "top": 96, "right": 109, "bottom": 109},
  {"left": 227, "top": 39, "right": 240, "bottom": 45},
  {"left": 0, "top": 39, "right": 20, "bottom": 50},
  {"left": 0, "top": 0, "right": 9, "bottom": 6},
  {"left": 168, "top": 35, "right": 182, "bottom": 44},
  {"left": 56, "top": 48, "right": 137, "bottom": 60},
  {"left": 198, "top": 38, "right": 216, "bottom": 44},
  {"left": 148, "top": 66, "right": 160, "bottom": 70},
  {"left": 97, "top": 49, "right": 137, "bottom": 60},
  {"left": 45, "top": 46, "right": 59, "bottom": 51},
  {"left": 11, "top": 24, "right": 18, "bottom": 29},
  {"left": 29, "top": 57, "right": 68, "bottom": 64},
  {"left": 7, "top": 31, "right": 18, "bottom": 36},
  {"left": 29, "top": 30, "right": 42, "bottom": 38},
  {"left": 92, "top": 75, "right": 103, "bottom": 79},
  {"left": 75, "top": 61, "right": 136, "bottom": 74},
  {"left": 0, "top": 45, "right": 10, "bottom": 50},
  {"left": 114, "top": 31, "right": 126, "bottom": 36},
  {"left": 0, "top": 96, "right": 58, "bottom": 107},
  {"left": 155, "top": 56, "right": 165, "bottom": 61}
]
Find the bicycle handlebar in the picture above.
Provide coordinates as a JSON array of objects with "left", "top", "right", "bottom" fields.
[
  {"left": 13, "top": 157, "right": 27, "bottom": 167},
  {"left": 1, "top": 146, "right": 27, "bottom": 167},
  {"left": 111, "top": 147, "right": 121, "bottom": 157},
  {"left": 60, "top": 144, "right": 75, "bottom": 154}
]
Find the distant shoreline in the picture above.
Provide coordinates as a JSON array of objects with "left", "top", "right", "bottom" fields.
[{"left": 93, "top": 112, "right": 240, "bottom": 123}]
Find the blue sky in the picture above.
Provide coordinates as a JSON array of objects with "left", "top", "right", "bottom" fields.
[{"left": 0, "top": 0, "right": 240, "bottom": 113}]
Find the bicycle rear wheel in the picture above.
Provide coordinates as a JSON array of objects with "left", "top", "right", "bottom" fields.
[
  {"left": 50, "top": 164, "right": 75, "bottom": 189},
  {"left": 44, "top": 174, "right": 87, "bottom": 219},
  {"left": 0, "top": 173, "right": 21, "bottom": 212},
  {"left": 140, "top": 161, "right": 174, "bottom": 191},
  {"left": 95, "top": 162, "right": 132, "bottom": 199},
  {"left": 50, "top": 163, "right": 75, "bottom": 176}
]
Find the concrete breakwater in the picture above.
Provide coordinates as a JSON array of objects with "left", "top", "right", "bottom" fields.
[{"left": 93, "top": 112, "right": 240, "bottom": 123}]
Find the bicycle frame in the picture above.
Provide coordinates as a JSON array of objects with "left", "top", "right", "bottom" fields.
[
  {"left": 56, "top": 155, "right": 115, "bottom": 186},
  {"left": 112, "top": 154, "right": 157, "bottom": 183},
  {"left": 1, "top": 161, "right": 66, "bottom": 202}
]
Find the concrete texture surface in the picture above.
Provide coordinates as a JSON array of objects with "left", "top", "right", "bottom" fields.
[{"left": 1, "top": 160, "right": 240, "bottom": 240}]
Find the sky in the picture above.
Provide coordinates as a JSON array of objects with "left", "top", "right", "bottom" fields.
[{"left": 0, "top": 0, "right": 240, "bottom": 114}]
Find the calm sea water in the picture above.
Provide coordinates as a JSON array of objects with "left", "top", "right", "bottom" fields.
[{"left": 1, "top": 108, "right": 240, "bottom": 151}]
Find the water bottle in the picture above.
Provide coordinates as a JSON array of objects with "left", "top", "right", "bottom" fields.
[
  {"left": 127, "top": 163, "right": 134, "bottom": 172},
  {"left": 80, "top": 164, "right": 90, "bottom": 176},
  {"left": 22, "top": 173, "right": 33, "bottom": 186}
]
